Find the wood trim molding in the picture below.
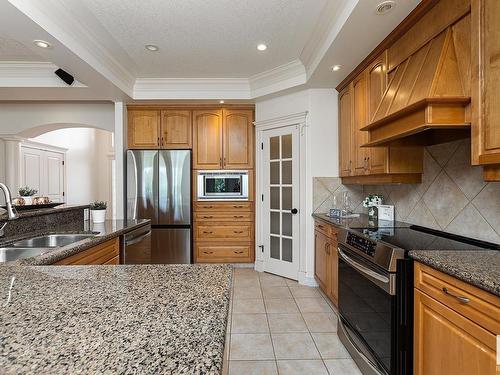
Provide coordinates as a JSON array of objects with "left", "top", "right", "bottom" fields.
[
  {"left": 335, "top": 0, "right": 441, "bottom": 92},
  {"left": 253, "top": 111, "right": 308, "bottom": 130},
  {"left": 20, "top": 139, "right": 68, "bottom": 154}
]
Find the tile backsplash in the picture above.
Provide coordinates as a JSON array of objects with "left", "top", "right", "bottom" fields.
[{"left": 313, "top": 139, "right": 500, "bottom": 244}]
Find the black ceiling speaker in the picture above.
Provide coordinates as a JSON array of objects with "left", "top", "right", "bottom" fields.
[{"left": 54, "top": 68, "right": 74, "bottom": 85}]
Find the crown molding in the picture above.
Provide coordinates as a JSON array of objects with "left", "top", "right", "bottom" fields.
[
  {"left": 21, "top": 139, "right": 68, "bottom": 153},
  {"left": 8, "top": 0, "right": 135, "bottom": 95},
  {"left": 254, "top": 111, "right": 308, "bottom": 130},
  {"left": 133, "top": 78, "right": 251, "bottom": 100},
  {"left": 0, "top": 61, "right": 86, "bottom": 87},
  {"left": 249, "top": 60, "right": 307, "bottom": 98}
]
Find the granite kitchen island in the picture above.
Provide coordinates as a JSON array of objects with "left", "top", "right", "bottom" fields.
[{"left": 0, "top": 264, "right": 232, "bottom": 374}]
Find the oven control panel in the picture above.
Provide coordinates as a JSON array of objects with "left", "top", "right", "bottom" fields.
[{"left": 346, "top": 232, "right": 377, "bottom": 257}]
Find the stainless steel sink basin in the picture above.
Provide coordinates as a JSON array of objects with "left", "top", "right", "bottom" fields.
[
  {"left": 9, "top": 234, "right": 96, "bottom": 248},
  {"left": 0, "top": 247, "right": 52, "bottom": 262}
]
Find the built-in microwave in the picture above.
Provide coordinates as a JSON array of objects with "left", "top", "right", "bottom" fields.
[{"left": 197, "top": 170, "right": 249, "bottom": 200}]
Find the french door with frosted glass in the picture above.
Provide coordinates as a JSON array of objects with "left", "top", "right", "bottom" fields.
[{"left": 262, "top": 125, "right": 300, "bottom": 279}]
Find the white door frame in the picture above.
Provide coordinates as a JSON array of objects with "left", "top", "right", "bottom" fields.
[{"left": 254, "top": 112, "right": 312, "bottom": 284}]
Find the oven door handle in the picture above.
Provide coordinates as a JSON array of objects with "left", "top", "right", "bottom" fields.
[{"left": 338, "top": 247, "right": 389, "bottom": 284}]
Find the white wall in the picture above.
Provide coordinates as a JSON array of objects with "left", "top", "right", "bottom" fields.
[
  {"left": 31, "top": 128, "right": 113, "bottom": 210},
  {"left": 255, "top": 88, "right": 339, "bottom": 285},
  {"left": 0, "top": 102, "right": 115, "bottom": 136}
]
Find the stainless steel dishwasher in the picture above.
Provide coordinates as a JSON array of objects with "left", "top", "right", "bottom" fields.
[{"left": 121, "top": 224, "right": 152, "bottom": 264}]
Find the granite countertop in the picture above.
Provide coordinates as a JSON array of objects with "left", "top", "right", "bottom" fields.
[
  {"left": 409, "top": 250, "right": 500, "bottom": 296},
  {"left": 0, "top": 264, "right": 232, "bottom": 374},
  {"left": 0, "top": 204, "right": 90, "bottom": 221},
  {"left": 1, "top": 219, "right": 150, "bottom": 265},
  {"left": 312, "top": 212, "right": 409, "bottom": 229}
]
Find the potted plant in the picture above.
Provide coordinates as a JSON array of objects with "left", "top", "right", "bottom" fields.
[
  {"left": 18, "top": 186, "right": 38, "bottom": 205},
  {"left": 90, "top": 201, "right": 107, "bottom": 223}
]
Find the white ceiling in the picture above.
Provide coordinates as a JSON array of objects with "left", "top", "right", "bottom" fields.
[
  {"left": 70, "top": 0, "right": 328, "bottom": 78},
  {"left": 0, "top": 36, "right": 44, "bottom": 61}
]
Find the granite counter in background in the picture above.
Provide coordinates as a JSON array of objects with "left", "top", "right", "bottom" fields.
[
  {"left": 409, "top": 250, "right": 500, "bottom": 296},
  {"left": 0, "top": 264, "right": 232, "bottom": 374}
]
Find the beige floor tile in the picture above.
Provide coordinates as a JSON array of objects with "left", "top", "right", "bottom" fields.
[
  {"left": 267, "top": 313, "right": 308, "bottom": 333},
  {"left": 289, "top": 286, "right": 321, "bottom": 298},
  {"left": 229, "top": 360, "right": 278, "bottom": 375},
  {"left": 230, "top": 334, "right": 275, "bottom": 360},
  {"left": 234, "top": 268, "right": 258, "bottom": 275},
  {"left": 260, "top": 276, "right": 287, "bottom": 287},
  {"left": 276, "top": 360, "right": 329, "bottom": 375},
  {"left": 264, "top": 298, "right": 300, "bottom": 314},
  {"left": 295, "top": 298, "right": 333, "bottom": 313},
  {"left": 271, "top": 333, "right": 321, "bottom": 360},
  {"left": 261, "top": 286, "right": 293, "bottom": 299},
  {"left": 233, "top": 287, "right": 263, "bottom": 299},
  {"left": 233, "top": 299, "right": 266, "bottom": 314},
  {"left": 232, "top": 314, "right": 269, "bottom": 333},
  {"left": 233, "top": 277, "right": 260, "bottom": 288},
  {"left": 302, "top": 313, "right": 338, "bottom": 333},
  {"left": 285, "top": 279, "right": 299, "bottom": 287},
  {"left": 324, "top": 359, "right": 361, "bottom": 375},
  {"left": 311, "top": 333, "right": 351, "bottom": 359}
]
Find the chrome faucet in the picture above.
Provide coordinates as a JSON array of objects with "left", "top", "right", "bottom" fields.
[{"left": 0, "top": 183, "right": 18, "bottom": 237}]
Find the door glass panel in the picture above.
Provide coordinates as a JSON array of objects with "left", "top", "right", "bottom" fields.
[
  {"left": 270, "top": 136, "right": 280, "bottom": 160},
  {"left": 270, "top": 212, "right": 280, "bottom": 235},
  {"left": 282, "top": 238, "right": 292, "bottom": 262},
  {"left": 282, "top": 134, "right": 292, "bottom": 158},
  {"left": 270, "top": 187, "right": 280, "bottom": 210},
  {"left": 282, "top": 187, "right": 292, "bottom": 210},
  {"left": 282, "top": 213, "right": 292, "bottom": 236},
  {"left": 282, "top": 161, "right": 292, "bottom": 184},
  {"left": 270, "top": 161, "right": 280, "bottom": 184},
  {"left": 271, "top": 236, "right": 280, "bottom": 259}
]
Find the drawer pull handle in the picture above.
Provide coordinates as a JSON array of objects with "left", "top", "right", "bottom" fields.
[
  {"left": 203, "top": 251, "right": 214, "bottom": 254},
  {"left": 233, "top": 230, "right": 244, "bottom": 234},
  {"left": 233, "top": 205, "right": 243, "bottom": 208},
  {"left": 234, "top": 251, "right": 244, "bottom": 254},
  {"left": 202, "top": 206, "right": 213, "bottom": 209},
  {"left": 317, "top": 225, "right": 324, "bottom": 229},
  {"left": 442, "top": 288, "right": 470, "bottom": 303},
  {"left": 202, "top": 216, "right": 213, "bottom": 219},
  {"left": 203, "top": 231, "right": 214, "bottom": 234},
  {"left": 233, "top": 215, "right": 244, "bottom": 218}
]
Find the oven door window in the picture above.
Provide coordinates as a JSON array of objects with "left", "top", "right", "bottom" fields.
[
  {"left": 205, "top": 177, "right": 241, "bottom": 196},
  {"left": 338, "top": 249, "right": 394, "bottom": 373}
]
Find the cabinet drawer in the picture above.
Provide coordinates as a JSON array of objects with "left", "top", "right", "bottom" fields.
[
  {"left": 194, "top": 211, "right": 253, "bottom": 222},
  {"left": 314, "top": 220, "right": 338, "bottom": 239},
  {"left": 54, "top": 238, "right": 119, "bottom": 265},
  {"left": 194, "top": 201, "right": 253, "bottom": 212},
  {"left": 195, "top": 242, "right": 252, "bottom": 263},
  {"left": 414, "top": 262, "right": 500, "bottom": 334},
  {"left": 196, "top": 223, "right": 252, "bottom": 241}
]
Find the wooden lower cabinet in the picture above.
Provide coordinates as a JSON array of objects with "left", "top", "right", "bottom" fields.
[
  {"left": 54, "top": 238, "right": 119, "bottom": 265},
  {"left": 314, "top": 219, "right": 339, "bottom": 307},
  {"left": 194, "top": 201, "right": 254, "bottom": 263},
  {"left": 414, "top": 262, "right": 499, "bottom": 375}
]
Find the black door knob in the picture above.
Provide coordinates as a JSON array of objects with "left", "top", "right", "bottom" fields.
[{"left": 291, "top": 208, "right": 298, "bottom": 214}]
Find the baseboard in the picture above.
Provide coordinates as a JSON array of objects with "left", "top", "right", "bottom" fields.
[{"left": 298, "top": 271, "right": 318, "bottom": 287}]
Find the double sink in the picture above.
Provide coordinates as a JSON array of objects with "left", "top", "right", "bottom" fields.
[{"left": 0, "top": 234, "right": 97, "bottom": 262}]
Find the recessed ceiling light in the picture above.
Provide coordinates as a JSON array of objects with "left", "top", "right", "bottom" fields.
[
  {"left": 330, "top": 65, "right": 342, "bottom": 72},
  {"left": 145, "top": 44, "right": 159, "bottom": 52},
  {"left": 257, "top": 43, "right": 267, "bottom": 51},
  {"left": 219, "top": 100, "right": 225, "bottom": 104},
  {"left": 376, "top": 1, "right": 396, "bottom": 15},
  {"left": 33, "top": 40, "right": 51, "bottom": 49}
]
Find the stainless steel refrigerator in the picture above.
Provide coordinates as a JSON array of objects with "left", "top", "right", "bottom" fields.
[{"left": 126, "top": 150, "right": 191, "bottom": 264}]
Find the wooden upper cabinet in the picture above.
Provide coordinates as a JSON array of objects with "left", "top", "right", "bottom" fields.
[
  {"left": 472, "top": 0, "right": 500, "bottom": 172},
  {"left": 193, "top": 109, "right": 223, "bottom": 169},
  {"left": 223, "top": 109, "right": 254, "bottom": 169},
  {"left": 128, "top": 110, "right": 160, "bottom": 149},
  {"left": 160, "top": 110, "right": 192, "bottom": 149},
  {"left": 339, "top": 86, "right": 352, "bottom": 177},
  {"left": 352, "top": 73, "right": 369, "bottom": 176},
  {"left": 366, "top": 52, "right": 389, "bottom": 174}
]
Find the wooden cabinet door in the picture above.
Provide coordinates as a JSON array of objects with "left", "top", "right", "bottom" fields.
[
  {"left": 128, "top": 110, "right": 160, "bottom": 149},
  {"left": 339, "top": 86, "right": 353, "bottom": 177},
  {"left": 160, "top": 110, "right": 192, "bottom": 149},
  {"left": 472, "top": 0, "right": 500, "bottom": 167},
  {"left": 314, "top": 230, "right": 330, "bottom": 294},
  {"left": 414, "top": 289, "right": 496, "bottom": 375},
  {"left": 223, "top": 109, "right": 254, "bottom": 169},
  {"left": 352, "top": 73, "right": 369, "bottom": 175},
  {"left": 329, "top": 236, "right": 339, "bottom": 307},
  {"left": 193, "top": 109, "right": 223, "bottom": 169},
  {"left": 366, "top": 53, "right": 388, "bottom": 174}
]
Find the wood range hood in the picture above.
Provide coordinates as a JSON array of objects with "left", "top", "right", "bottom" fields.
[{"left": 361, "top": 27, "right": 471, "bottom": 147}]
